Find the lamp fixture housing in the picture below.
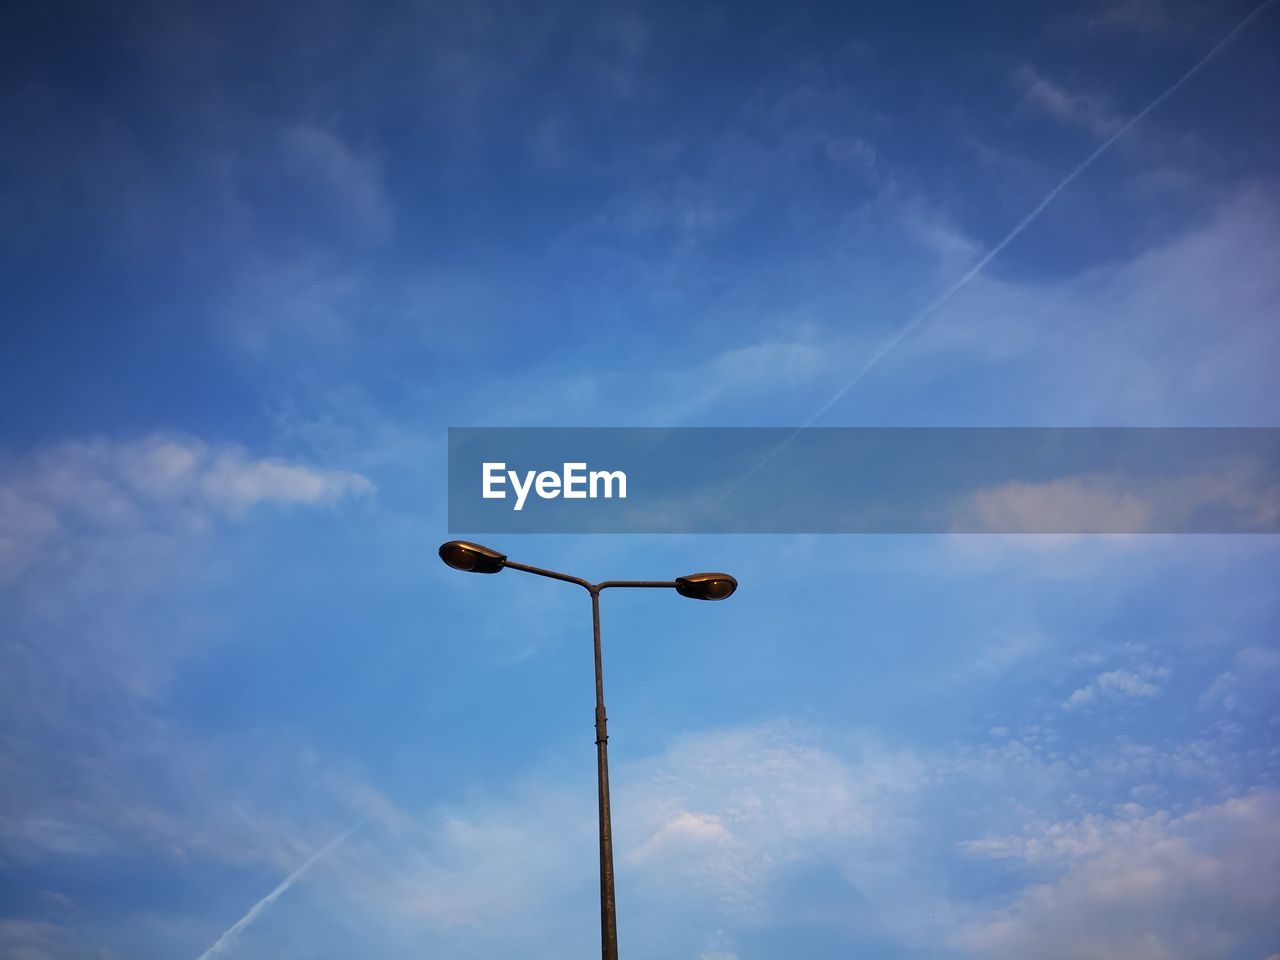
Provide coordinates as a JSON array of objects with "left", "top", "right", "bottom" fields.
[
  {"left": 674, "top": 572, "right": 738, "bottom": 601},
  {"left": 438, "top": 540, "right": 507, "bottom": 574}
]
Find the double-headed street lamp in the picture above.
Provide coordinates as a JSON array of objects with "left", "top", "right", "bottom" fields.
[{"left": 438, "top": 540, "right": 737, "bottom": 960}]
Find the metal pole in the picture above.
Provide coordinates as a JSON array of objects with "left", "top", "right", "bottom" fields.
[{"left": 591, "top": 587, "right": 619, "bottom": 960}]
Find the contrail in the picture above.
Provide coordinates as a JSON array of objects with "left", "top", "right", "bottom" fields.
[
  {"left": 735, "top": 0, "right": 1275, "bottom": 488},
  {"left": 195, "top": 822, "right": 362, "bottom": 960}
]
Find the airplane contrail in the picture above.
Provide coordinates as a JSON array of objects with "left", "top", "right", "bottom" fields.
[
  {"left": 734, "top": 0, "right": 1275, "bottom": 488},
  {"left": 195, "top": 822, "right": 362, "bottom": 960}
]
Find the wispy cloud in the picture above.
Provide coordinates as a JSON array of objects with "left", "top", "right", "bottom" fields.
[
  {"left": 0, "top": 919, "right": 79, "bottom": 960},
  {"left": 1199, "top": 646, "right": 1280, "bottom": 713},
  {"left": 955, "top": 467, "right": 1280, "bottom": 534},
  {"left": 728, "top": 0, "right": 1277, "bottom": 491},
  {"left": 956, "top": 791, "right": 1280, "bottom": 960},
  {"left": 0, "top": 433, "right": 373, "bottom": 581},
  {"left": 1088, "top": 0, "right": 1176, "bottom": 34},
  {"left": 1014, "top": 65, "right": 1121, "bottom": 137}
]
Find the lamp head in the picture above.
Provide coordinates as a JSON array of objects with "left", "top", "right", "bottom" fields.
[
  {"left": 675, "top": 572, "right": 737, "bottom": 601},
  {"left": 439, "top": 540, "right": 507, "bottom": 574}
]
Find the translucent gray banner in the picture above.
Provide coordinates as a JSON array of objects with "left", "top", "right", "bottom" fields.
[{"left": 447, "top": 428, "right": 1280, "bottom": 534}]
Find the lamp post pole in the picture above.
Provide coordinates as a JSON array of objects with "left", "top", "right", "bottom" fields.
[
  {"left": 439, "top": 542, "right": 737, "bottom": 960},
  {"left": 590, "top": 587, "right": 618, "bottom": 960}
]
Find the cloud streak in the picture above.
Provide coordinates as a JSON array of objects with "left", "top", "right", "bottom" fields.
[{"left": 195, "top": 822, "right": 362, "bottom": 960}]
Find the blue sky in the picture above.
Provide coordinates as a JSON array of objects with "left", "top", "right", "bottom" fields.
[{"left": 1, "top": 1, "right": 1278, "bottom": 957}]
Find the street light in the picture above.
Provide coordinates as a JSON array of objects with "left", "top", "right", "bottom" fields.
[{"left": 438, "top": 540, "right": 736, "bottom": 960}]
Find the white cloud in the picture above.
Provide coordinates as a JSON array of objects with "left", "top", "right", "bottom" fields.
[
  {"left": 199, "top": 449, "right": 373, "bottom": 514},
  {"left": 961, "top": 802, "right": 1170, "bottom": 865},
  {"left": 1064, "top": 668, "right": 1164, "bottom": 710},
  {"left": 1097, "top": 669, "right": 1162, "bottom": 698},
  {"left": 958, "top": 469, "right": 1279, "bottom": 535},
  {"left": 1063, "top": 685, "right": 1097, "bottom": 709},
  {"left": 1015, "top": 65, "right": 1121, "bottom": 137},
  {"left": 963, "top": 476, "right": 1153, "bottom": 534},
  {"left": 620, "top": 723, "right": 923, "bottom": 894},
  {"left": 956, "top": 790, "right": 1280, "bottom": 960},
  {"left": 900, "top": 202, "right": 984, "bottom": 266},
  {"left": 0, "top": 434, "right": 373, "bottom": 582},
  {"left": 0, "top": 817, "right": 115, "bottom": 858},
  {"left": 0, "top": 919, "right": 82, "bottom": 960},
  {"left": 1200, "top": 646, "right": 1280, "bottom": 714},
  {"left": 1088, "top": 0, "right": 1175, "bottom": 33},
  {"left": 303, "top": 722, "right": 925, "bottom": 959},
  {"left": 630, "top": 811, "right": 732, "bottom": 862},
  {"left": 652, "top": 340, "right": 833, "bottom": 425},
  {"left": 275, "top": 124, "right": 392, "bottom": 240},
  {"left": 0, "top": 487, "right": 59, "bottom": 581},
  {"left": 1237, "top": 646, "right": 1280, "bottom": 672},
  {"left": 1199, "top": 670, "right": 1239, "bottom": 711}
]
